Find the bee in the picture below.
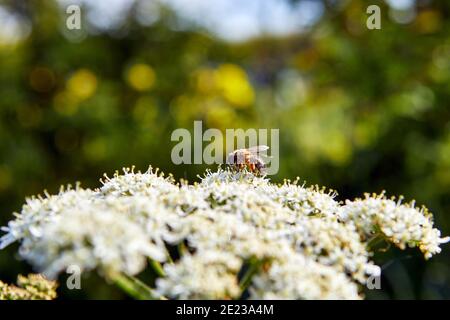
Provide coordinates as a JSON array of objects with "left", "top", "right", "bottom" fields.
[{"left": 227, "top": 145, "right": 269, "bottom": 174}]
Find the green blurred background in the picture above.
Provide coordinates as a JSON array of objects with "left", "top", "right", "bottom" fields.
[{"left": 0, "top": 0, "right": 449, "bottom": 299}]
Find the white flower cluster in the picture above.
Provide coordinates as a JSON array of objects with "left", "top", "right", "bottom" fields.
[
  {"left": 0, "top": 167, "right": 448, "bottom": 299},
  {"left": 340, "top": 193, "right": 449, "bottom": 259},
  {"left": 156, "top": 251, "right": 242, "bottom": 299}
]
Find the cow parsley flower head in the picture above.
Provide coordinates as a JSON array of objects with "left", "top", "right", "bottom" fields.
[
  {"left": 0, "top": 166, "right": 448, "bottom": 299},
  {"left": 99, "top": 166, "right": 177, "bottom": 197},
  {"left": 250, "top": 254, "right": 361, "bottom": 300},
  {"left": 341, "top": 193, "right": 450, "bottom": 259},
  {"left": 200, "top": 167, "right": 270, "bottom": 186},
  {"left": 0, "top": 274, "right": 57, "bottom": 300},
  {"left": 0, "top": 186, "right": 97, "bottom": 250},
  {"left": 155, "top": 251, "right": 242, "bottom": 299},
  {"left": 25, "top": 205, "right": 166, "bottom": 279}
]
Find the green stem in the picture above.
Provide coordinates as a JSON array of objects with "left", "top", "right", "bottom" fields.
[
  {"left": 178, "top": 241, "right": 187, "bottom": 256},
  {"left": 239, "top": 262, "right": 260, "bottom": 294},
  {"left": 367, "top": 234, "right": 385, "bottom": 251},
  {"left": 110, "top": 273, "right": 162, "bottom": 300},
  {"left": 164, "top": 245, "right": 174, "bottom": 264},
  {"left": 149, "top": 259, "right": 166, "bottom": 277}
]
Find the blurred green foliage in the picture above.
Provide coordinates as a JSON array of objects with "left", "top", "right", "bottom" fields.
[{"left": 0, "top": 0, "right": 449, "bottom": 299}]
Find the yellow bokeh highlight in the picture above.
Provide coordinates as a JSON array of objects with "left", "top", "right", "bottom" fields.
[
  {"left": 127, "top": 64, "right": 156, "bottom": 91},
  {"left": 215, "top": 64, "right": 254, "bottom": 108},
  {"left": 67, "top": 69, "right": 98, "bottom": 100}
]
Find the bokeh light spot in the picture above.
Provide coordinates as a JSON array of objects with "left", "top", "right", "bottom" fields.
[
  {"left": 126, "top": 64, "right": 156, "bottom": 91},
  {"left": 67, "top": 69, "right": 98, "bottom": 100},
  {"left": 215, "top": 64, "right": 254, "bottom": 108}
]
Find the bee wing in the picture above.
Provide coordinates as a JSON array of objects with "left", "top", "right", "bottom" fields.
[{"left": 247, "top": 145, "right": 269, "bottom": 154}]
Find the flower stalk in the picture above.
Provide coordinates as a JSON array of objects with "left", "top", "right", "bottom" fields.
[{"left": 109, "top": 272, "right": 162, "bottom": 300}]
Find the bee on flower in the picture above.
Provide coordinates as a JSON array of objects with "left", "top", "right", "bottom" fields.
[{"left": 227, "top": 145, "right": 269, "bottom": 175}]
